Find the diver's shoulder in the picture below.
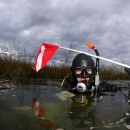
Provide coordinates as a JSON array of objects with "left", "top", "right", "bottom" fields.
[
  {"left": 63, "top": 73, "right": 73, "bottom": 80},
  {"left": 61, "top": 73, "right": 73, "bottom": 86}
]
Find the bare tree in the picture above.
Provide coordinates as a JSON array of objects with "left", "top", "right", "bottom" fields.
[{"left": 64, "top": 44, "right": 74, "bottom": 66}]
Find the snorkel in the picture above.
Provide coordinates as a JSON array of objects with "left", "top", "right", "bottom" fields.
[{"left": 86, "top": 42, "right": 100, "bottom": 98}]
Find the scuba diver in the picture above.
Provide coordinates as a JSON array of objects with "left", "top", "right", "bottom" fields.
[
  {"left": 60, "top": 44, "right": 119, "bottom": 128},
  {"left": 60, "top": 53, "right": 119, "bottom": 128},
  {"left": 61, "top": 53, "right": 97, "bottom": 128},
  {"left": 61, "top": 53, "right": 118, "bottom": 97},
  {"left": 61, "top": 53, "right": 97, "bottom": 96}
]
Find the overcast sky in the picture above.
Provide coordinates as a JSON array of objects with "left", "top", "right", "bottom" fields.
[{"left": 0, "top": 0, "right": 130, "bottom": 66}]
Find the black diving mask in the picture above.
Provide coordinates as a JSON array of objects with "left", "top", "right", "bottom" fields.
[{"left": 75, "top": 67, "right": 92, "bottom": 78}]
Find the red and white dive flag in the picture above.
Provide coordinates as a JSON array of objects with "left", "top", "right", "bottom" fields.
[{"left": 33, "top": 43, "right": 59, "bottom": 72}]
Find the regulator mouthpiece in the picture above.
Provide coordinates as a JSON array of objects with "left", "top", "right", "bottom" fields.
[{"left": 76, "top": 83, "right": 87, "bottom": 92}]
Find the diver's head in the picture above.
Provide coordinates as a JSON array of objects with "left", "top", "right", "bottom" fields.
[{"left": 71, "top": 53, "right": 95, "bottom": 84}]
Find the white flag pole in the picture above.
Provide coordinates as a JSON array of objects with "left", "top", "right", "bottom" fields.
[{"left": 59, "top": 46, "right": 130, "bottom": 69}]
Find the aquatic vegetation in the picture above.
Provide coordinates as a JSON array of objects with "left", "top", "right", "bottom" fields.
[{"left": 0, "top": 56, "right": 130, "bottom": 85}]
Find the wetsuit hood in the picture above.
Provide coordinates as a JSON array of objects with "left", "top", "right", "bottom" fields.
[{"left": 71, "top": 53, "right": 95, "bottom": 83}]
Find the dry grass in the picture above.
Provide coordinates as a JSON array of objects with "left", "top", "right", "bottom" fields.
[{"left": 0, "top": 56, "right": 130, "bottom": 84}]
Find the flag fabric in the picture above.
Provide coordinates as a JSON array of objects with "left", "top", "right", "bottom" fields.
[{"left": 33, "top": 43, "right": 59, "bottom": 72}]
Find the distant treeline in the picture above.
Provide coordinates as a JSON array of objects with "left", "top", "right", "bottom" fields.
[{"left": 0, "top": 56, "right": 130, "bottom": 84}]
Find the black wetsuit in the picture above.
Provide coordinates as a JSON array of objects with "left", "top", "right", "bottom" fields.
[
  {"left": 61, "top": 74, "right": 118, "bottom": 96},
  {"left": 61, "top": 73, "right": 95, "bottom": 95}
]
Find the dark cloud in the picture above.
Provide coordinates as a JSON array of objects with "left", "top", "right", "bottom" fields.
[{"left": 0, "top": 0, "right": 130, "bottom": 66}]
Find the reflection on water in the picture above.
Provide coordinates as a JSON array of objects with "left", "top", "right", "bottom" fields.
[
  {"left": 0, "top": 84, "right": 130, "bottom": 130},
  {"left": 68, "top": 95, "right": 96, "bottom": 128}
]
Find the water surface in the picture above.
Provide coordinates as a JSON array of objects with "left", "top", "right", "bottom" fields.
[{"left": 0, "top": 83, "right": 130, "bottom": 130}]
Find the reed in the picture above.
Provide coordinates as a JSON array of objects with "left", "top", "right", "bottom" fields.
[
  {"left": 0, "top": 56, "right": 130, "bottom": 84},
  {"left": 0, "top": 56, "right": 70, "bottom": 83},
  {"left": 100, "top": 64, "right": 130, "bottom": 80}
]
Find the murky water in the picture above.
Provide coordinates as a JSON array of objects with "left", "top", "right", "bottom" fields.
[{"left": 0, "top": 84, "right": 130, "bottom": 130}]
